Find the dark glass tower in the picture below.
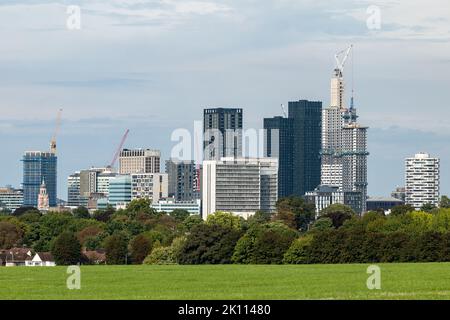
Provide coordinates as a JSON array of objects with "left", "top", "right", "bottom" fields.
[
  {"left": 264, "top": 116, "right": 294, "bottom": 198},
  {"left": 22, "top": 151, "right": 57, "bottom": 207},
  {"left": 289, "top": 100, "right": 322, "bottom": 196},
  {"left": 203, "top": 108, "right": 243, "bottom": 160}
]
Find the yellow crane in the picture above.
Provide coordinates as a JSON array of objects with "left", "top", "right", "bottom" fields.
[{"left": 50, "top": 108, "right": 63, "bottom": 154}]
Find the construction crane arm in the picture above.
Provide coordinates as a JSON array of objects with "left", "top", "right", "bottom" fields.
[
  {"left": 335, "top": 44, "right": 353, "bottom": 73},
  {"left": 110, "top": 129, "right": 130, "bottom": 168}
]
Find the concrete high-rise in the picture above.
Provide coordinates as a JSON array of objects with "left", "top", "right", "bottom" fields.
[
  {"left": 405, "top": 153, "right": 440, "bottom": 209},
  {"left": 119, "top": 149, "right": 161, "bottom": 174},
  {"left": 22, "top": 151, "right": 57, "bottom": 207},
  {"left": 202, "top": 157, "right": 278, "bottom": 219},
  {"left": 203, "top": 108, "right": 243, "bottom": 160},
  {"left": 320, "top": 47, "right": 368, "bottom": 214}
]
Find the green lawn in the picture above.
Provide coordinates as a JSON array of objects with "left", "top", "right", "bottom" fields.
[{"left": 1, "top": 263, "right": 450, "bottom": 300}]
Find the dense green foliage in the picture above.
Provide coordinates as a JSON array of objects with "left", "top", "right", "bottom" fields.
[
  {"left": 51, "top": 232, "right": 82, "bottom": 265},
  {"left": 2, "top": 197, "right": 450, "bottom": 266}
]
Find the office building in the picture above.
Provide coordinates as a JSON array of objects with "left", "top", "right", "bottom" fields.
[
  {"left": 203, "top": 108, "right": 243, "bottom": 160},
  {"left": 166, "top": 159, "right": 200, "bottom": 201},
  {"left": 151, "top": 198, "right": 201, "bottom": 215},
  {"left": 202, "top": 157, "right": 278, "bottom": 220},
  {"left": 263, "top": 116, "right": 294, "bottom": 198},
  {"left": 289, "top": 100, "right": 322, "bottom": 196},
  {"left": 67, "top": 168, "right": 117, "bottom": 208},
  {"left": 67, "top": 172, "right": 82, "bottom": 207},
  {"left": 22, "top": 151, "right": 57, "bottom": 207},
  {"left": 119, "top": 149, "right": 161, "bottom": 174},
  {"left": 405, "top": 152, "right": 440, "bottom": 209},
  {"left": 131, "top": 173, "right": 168, "bottom": 203},
  {"left": 391, "top": 187, "right": 406, "bottom": 202},
  {"left": 305, "top": 185, "right": 363, "bottom": 217},
  {"left": 0, "top": 187, "right": 24, "bottom": 211},
  {"left": 108, "top": 175, "right": 132, "bottom": 207}
]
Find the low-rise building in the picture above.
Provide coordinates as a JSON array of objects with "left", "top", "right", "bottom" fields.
[
  {"left": 151, "top": 198, "right": 201, "bottom": 215},
  {"left": 304, "top": 185, "right": 363, "bottom": 217},
  {"left": 0, "top": 187, "right": 24, "bottom": 212},
  {"left": 25, "top": 252, "right": 55, "bottom": 267},
  {"left": 366, "top": 196, "right": 404, "bottom": 214}
]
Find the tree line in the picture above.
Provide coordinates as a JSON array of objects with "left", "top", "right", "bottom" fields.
[{"left": 1, "top": 195, "right": 449, "bottom": 265}]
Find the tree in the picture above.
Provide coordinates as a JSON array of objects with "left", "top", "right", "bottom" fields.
[
  {"left": 93, "top": 206, "right": 115, "bottom": 222},
  {"left": 320, "top": 204, "right": 355, "bottom": 228},
  {"left": 77, "top": 226, "right": 104, "bottom": 247},
  {"left": 130, "top": 234, "right": 152, "bottom": 264},
  {"left": 143, "top": 236, "right": 186, "bottom": 265},
  {"left": 178, "top": 224, "right": 242, "bottom": 264},
  {"left": 104, "top": 233, "right": 129, "bottom": 265},
  {"left": 232, "top": 222, "right": 298, "bottom": 264},
  {"left": 274, "top": 196, "right": 315, "bottom": 231},
  {"left": 390, "top": 204, "right": 415, "bottom": 216},
  {"left": 126, "top": 198, "right": 158, "bottom": 218},
  {"left": 440, "top": 196, "right": 450, "bottom": 209},
  {"left": 283, "top": 235, "right": 313, "bottom": 264},
  {"left": 12, "top": 206, "right": 40, "bottom": 217},
  {"left": 182, "top": 215, "right": 203, "bottom": 233},
  {"left": 206, "top": 211, "right": 242, "bottom": 230},
  {"left": 51, "top": 232, "right": 82, "bottom": 265},
  {"left": 0, "top": 221, "right": 23, "bottom": 249},
  {"left": 421, "top": 202, "right": 436, "bottom": 213},
  {"left": 169, "top": 209, "right": 191, "bottom": 222},
  {"left": 72, "top": 206, "right": 90, "bottom": 219},
  {"left": 310, "top": 218, "right": 333, "bottom": 232}
]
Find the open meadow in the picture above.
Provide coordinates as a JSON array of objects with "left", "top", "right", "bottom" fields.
[{"left": 1, "top": 263, "right": 450, "bottom": 300}]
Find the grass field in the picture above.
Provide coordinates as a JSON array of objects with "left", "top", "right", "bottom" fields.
[{"left": 1, "top": 263, "right": 450, "bottom": 300}]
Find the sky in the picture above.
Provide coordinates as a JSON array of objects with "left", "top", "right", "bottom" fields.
[{"left": 0, "top": 0, "right": 449, "bottom": 200}]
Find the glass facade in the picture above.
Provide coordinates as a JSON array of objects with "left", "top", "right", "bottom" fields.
[
  {"left": 289, "top": 100, "right": 322, "bottom": 196},
  {"left": 264, "top": 116, "right": 294, "bottom": 198},
  {"left": 108, "top": 175, "right": 132, "bottom": 206},
  {"left": 22, "top": 152, "right": 57, "bottom": 207}
]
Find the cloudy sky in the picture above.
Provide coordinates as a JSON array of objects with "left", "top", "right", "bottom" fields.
[{"left": 0, "top": 0, "right": 449, "bottom": 199}]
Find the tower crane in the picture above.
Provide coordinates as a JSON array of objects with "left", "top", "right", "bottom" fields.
[
  {"left": 110, "top": 129, "right": 130, "bottom": 169},
  {"left": 50, "top": 108, "right": 63, "bottom": 154},
  {"left": 334, "top": 44, "right": 353, "bottom": 77}
]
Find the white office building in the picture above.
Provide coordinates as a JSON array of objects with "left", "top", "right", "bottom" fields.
[
  {"left": 0, "top": 187, "right": 24, "bottom": 211},
  {"left": 131, "top": 173, "right": 168, "bottom": 204},
  {"left": 202, "top": 157, "right": 278, "bottom": 220},
  {"left": 405, "top": 153, "right": 440, "bottom": 209}
]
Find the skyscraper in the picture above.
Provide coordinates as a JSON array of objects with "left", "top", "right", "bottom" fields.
[
  {"left": 203, "top": 108, "right": 243, "bottom": 160},
  {"left": 22, "top": 151, "right": 57, "bottom": 207},
  {"left": 405, "top": 152, "right": 440, "bottom": 209},
  {"left": 264, "top": 116, "right": 294, "bottom": 198},
  {"left": 320, "top": 47, "right": 368, "bottom": 214},
  {"left": 289, "top": 100, "right": 322, "bottom": 196}
]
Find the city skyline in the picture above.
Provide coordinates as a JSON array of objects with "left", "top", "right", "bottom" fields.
[{"left": 0, "top": 0, "right": 449, "bottom": 198}]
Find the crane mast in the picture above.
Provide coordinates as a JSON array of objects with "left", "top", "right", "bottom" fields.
[{"left": 50, "top": 108, "right": 63, "bottom": 154}]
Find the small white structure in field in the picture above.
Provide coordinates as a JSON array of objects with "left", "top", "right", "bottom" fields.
[{"left": 25, "top": 252, "right": 56, "bottom": 267}]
